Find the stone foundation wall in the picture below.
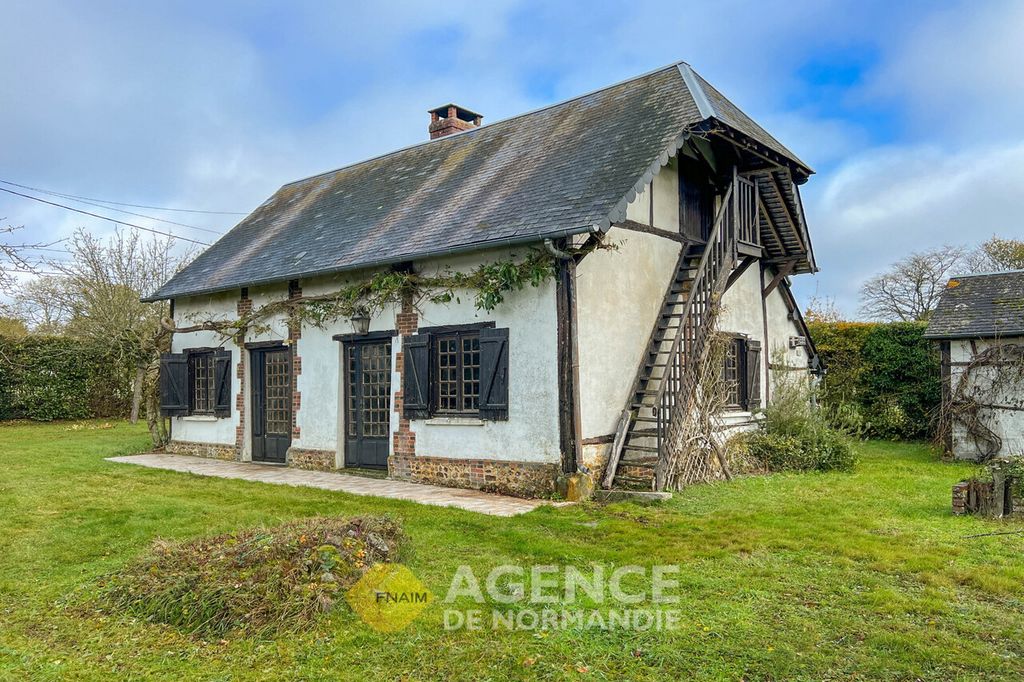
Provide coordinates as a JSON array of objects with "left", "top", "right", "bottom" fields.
[
  {"left": 389, "top": 454, "right": 558, "bottom": 498},
  {"left": 165, "top": 440, "right": 238, "bottom": 461},
  {"left": 580, "top": 440, "right": 612, "bottom": 480},
  {"left": 287, "top": 447, "right": 336, "bottom": 471}
]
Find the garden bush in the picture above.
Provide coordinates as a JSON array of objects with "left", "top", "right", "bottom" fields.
[
  {"left": 0, "top": 336, "right": 133, "bottom": 420},
  {"left": 743, "top": 360, "right": 856, "bottom": 473},
  {"left": 807, "top": 320, "right": 940, "bottom": 440},
  {"left": 744, "top": 429, "right": 854, "bottom": 473},
  {"left": 97, "top": 516, "right": 405, "bottom": 637}
]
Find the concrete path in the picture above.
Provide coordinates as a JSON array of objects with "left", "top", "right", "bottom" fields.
[{"left": 107, "top": 453, "right": 550, "bottom": 517}]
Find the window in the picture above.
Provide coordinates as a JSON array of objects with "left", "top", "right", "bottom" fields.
[
  {"left": 723, "top": 338, "right": 742, "bottom": 408},
  {"left": 188, "top": 351, "right": 217, "bottom": 414},
  {"left": 403, "top": 325, "right": 509, "bottom": 421},
  {"left": 158, "top": 348, "right": 232, "bottom": 418},
  {"left": 433, "top": 331, "right": 481, "bottom": 415},
  {"left": 721, "top": 336, "right": 762, "bottom": 412}
]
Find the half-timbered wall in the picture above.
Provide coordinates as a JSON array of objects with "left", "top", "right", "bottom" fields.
[{"left": 948, "top": 337, "right": 1024, "bottom": 459}]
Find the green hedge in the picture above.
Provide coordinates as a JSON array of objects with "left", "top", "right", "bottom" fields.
[
  {"left": 807, "top": 321, "right": 940, "bottom": 440},
  {"left": 0, "top": 337, "right": 134, "bottom": 421}
]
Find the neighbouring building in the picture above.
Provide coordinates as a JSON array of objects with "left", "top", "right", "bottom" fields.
[
  {"left": 146, "top": 61, "right": 821, "bottom": 497},
  {"left": 926, "top": 270, "right": 1024, "bottom": 461}
]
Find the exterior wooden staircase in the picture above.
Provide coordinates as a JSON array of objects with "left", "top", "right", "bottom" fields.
[{"left": 603, "top": 169, "right": 759, "bottom": 491}]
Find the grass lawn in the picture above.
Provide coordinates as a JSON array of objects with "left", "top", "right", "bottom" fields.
[{"left": 1, "top": 421, "right": 1023, "bottom": 680}]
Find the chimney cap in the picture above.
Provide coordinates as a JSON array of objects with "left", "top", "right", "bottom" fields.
[{"left": 428, "top": 103, "right": 483, "bottom": 123}]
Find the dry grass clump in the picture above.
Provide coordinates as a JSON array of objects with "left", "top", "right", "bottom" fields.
[{"left": 97, "top": 516, "right": 404, "bottom": 637}]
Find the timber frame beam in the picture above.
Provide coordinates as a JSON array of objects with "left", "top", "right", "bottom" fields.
[
  {"left": 725, "top": 255, "right": 757, "bottom": 294},
  {"left": 762, "top": 260, "right": 797, "bottom": 299}
]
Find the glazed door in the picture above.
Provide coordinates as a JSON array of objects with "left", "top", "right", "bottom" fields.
[
  {"left": 252, "top": 346, "right": 291, "bottom": 463},
  {"left": 345, "top": 339, "right": 392, "bottom": 469}
]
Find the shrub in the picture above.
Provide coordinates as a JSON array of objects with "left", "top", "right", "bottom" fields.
[
  {"left": 744, "top": 357, "right": 856, "bottom": 473},
  {"left": 860, "top": 322, "right": 940, "bottom": 439},
  {"left": 97, "top": 516, "right": 405, "bottom": 637},
  {"left": 0, "top": 336, "right": 133, "bottom": 420},
  {"left": 745, "top": 427, "right": 855, "bottom": 473},
  {"left": 822, "top": 400, "right": 868, "bottom": 439},
  {"left": 807, "top": 320, "right": 940, "bottom": 441}
]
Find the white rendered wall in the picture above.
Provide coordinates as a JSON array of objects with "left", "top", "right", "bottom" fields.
[
  {"left": 296, "top": 272, "right": 400, "bottom": 460},
  {"left": 713, "top": 264, "right": 811, "bottom": 421},
  {"left": 949, "top": 338, "right": 1024, "bottom": 459},
  {"left": 408, "top": 248, "right": 561, "bottom": 464},
  {"left": 623, "top": 157, "right": 680, "bottom": 232},
  {"left": 169, "top": 291, "right": 240, "bottom": 446},
  {"left": 577, "top": 186, "right": 683, "bottom": 439},
  {"left": 169, "top": 248, "right": 560, "bottom": 466}
]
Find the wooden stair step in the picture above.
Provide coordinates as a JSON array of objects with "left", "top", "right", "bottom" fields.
[
  {"left": 623, "top": 444, "right": 659, "bottom": 453},
  {"left": 612, "top": 479, "right": 653, "bottom": 489}
]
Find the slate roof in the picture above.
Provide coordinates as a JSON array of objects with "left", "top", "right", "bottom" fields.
[
  {"left": 925, "top": 270, "right": 1024, "bottom": 339},
  {"left": 149, "top": 62, "right": 811, "bottom": 301}
]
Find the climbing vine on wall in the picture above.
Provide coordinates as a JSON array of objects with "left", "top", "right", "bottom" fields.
[
  {"left": 167, "top": 246, "right": 600, "bottom": 343},
  {"left": 144, "top": 241, "right": 611, "bottom": 445},
  {"left": 938, "top": 342, "right": 1024, "bottom": 461}
]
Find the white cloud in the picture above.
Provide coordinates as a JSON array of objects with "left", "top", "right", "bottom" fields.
[
  {"left": 868, "top": 0, "right": 1024, "bottom": 138},
  {"left": 3, "top": 0, "right": 1023, "bottom": 322},
  {"left": 794, "top": 141, "right": 1024, "bottom": 314}
]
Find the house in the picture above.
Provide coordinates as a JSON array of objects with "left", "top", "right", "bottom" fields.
[
  {"left": 925, "top": 270, "right": 1024, "bottom": 461},
  {"left": 146, "top": 61, "right": 821, "bottom": 496}
]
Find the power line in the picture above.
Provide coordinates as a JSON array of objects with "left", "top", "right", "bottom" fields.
[
  {"left": 2, "top": 245, "right": 70, "bottom": 253},
  {"left": 0, "top": 179, "right": 247, "bottom": 215},
  {"left": 12, "top": 190, "right": 227, "bottom": 235},
  {"left": 0, "top": 187, "right": 211, "bottom": 246},
  {"left": 1, "top": 183, "right": 226, "bottom": 235},
  {"left": 1, "top": 267, "right": 64, "bottom": 276}
]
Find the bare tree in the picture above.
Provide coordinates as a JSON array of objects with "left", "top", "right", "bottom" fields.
[
  {"left": 964, "top": 236, "right": 1024, "bottom": 273},
  {"left": 804, "top": 294, "right": 843, "bottom": 323},
  {"left": 34, "top": 228, "right": 194, "bottom": 423},
  {"left": 13, "top": 275, "right": 73, "bottom": 333},
  {"left": 1, "top": 223, "right": 58, "bottom": 292},
  {"left": 858, "top": 245, "right": 967, "bottom": 322}
]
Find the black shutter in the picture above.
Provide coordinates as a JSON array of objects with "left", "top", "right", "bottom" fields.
[
  {"left": 403, "top": 334, "right": 430, "bottom": 420},
  {"left": 213, "top": 350, "right": 232, "bottom": 418},
  {"left": 479, "top": 327, "right": 510, "bottom": 421},
  {"left": 744, "top": 339, "right": 762, "bottom": 411},
  {"left": 159, "top": 353, "right": 189, "bottom": 417}
]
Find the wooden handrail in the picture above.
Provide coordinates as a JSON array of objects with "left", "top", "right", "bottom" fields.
[{"left": 652, "top": 169, "right": 756, "bottom": 489}]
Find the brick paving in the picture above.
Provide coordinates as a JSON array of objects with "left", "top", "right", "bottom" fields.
[{"left": 107, "top": 453, "right": 551, "bottom": 517}]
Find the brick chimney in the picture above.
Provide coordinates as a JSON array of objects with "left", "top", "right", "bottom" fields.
[{"left": 428, "top": 104, "right": 482, "bottom": 139}]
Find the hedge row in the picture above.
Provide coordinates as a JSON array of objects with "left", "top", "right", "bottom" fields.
[
  {"left": 807, "top": 321, "right": 941, "bottom": 440},
  {"left": 0, "top": 337, "right": 134, "bottom": 421}
]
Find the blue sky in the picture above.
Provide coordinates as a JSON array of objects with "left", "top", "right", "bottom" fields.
[{"left": 2, "top": 0, "right": 1023, "bottom": 314}]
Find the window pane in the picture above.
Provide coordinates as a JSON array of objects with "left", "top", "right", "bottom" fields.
[
  {"left": 436, "top": 336, "right": 459, "bottom": 412},
  {"left": 264, "top": 351, "right": 290, "bottom": 435},
  {"left": 347, "top": 346, "right": 357, "bottom": 436},
  {"left": 360, "top": 342, "right": 391, "bottom": 437},
  {"left": 723, "top": 340, "right": 740, "bottom": 407},
  {"left": 461, "top": 335, "right": 480, "bottom": 411},
  {"left": 192, "top": 353, "right": 215, "bottom": 413}
]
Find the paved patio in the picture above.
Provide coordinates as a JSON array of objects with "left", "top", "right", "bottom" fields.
[{"left": 106, "top": 453, "right": 550, "bottom": 517}]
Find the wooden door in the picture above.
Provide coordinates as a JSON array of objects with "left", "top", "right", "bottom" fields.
[
  {"left": 252, "top": 346, "right": 291, "bottom": 463},
  {"left": 679, "top": 159, "right": 713, "bottom": 242},
  {"left": 344, "top": 339, "right": 392, "bottom": 469}
]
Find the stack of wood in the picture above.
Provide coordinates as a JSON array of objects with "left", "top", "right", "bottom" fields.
[{"left": 953, "top": 461, "right": 1018, "bottom": 518}]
